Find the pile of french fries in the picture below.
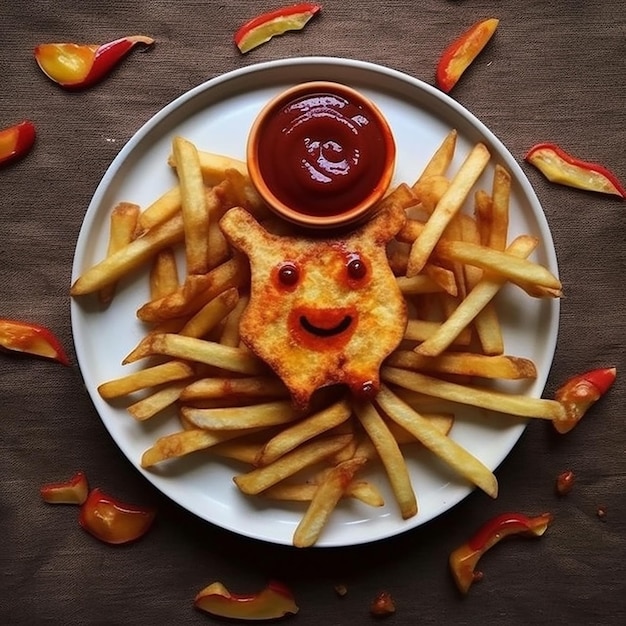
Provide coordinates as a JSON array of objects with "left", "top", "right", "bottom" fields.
[{"left": 71, "top": 129, "right": 566, "bottom": 547}]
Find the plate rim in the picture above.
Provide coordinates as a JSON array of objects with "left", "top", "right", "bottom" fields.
[{"left": 70, "top": 56, "right": 560, "bottom": 547}]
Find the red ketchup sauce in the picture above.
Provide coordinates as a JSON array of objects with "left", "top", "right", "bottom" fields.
[{"left": 254, "top": 85, "right": 394, "bottom": 218}]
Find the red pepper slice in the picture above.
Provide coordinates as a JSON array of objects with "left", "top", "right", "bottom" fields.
[
  {"left": 34, "top": 35, "right": 154, "bottom": 89},
  {"left": 234, "top": 3, "right": 322, "bottom": 54},
  {"left": 40, "top": 471, "right": 89, "bottom": 505},
  {"left": 553, "top": 366, "right": 617, "bottom": 434},
  {"left": 194, "top": 580, "right": 299, "bottom": 620},
  {"left": 79, "top": 488, "right": 156, "bottom": 544},
  {"left": 449, "top": 512, "right": 553, "bottom": 594},
  {"left": 0, "top": 120, "right": 36, "bottom": 167},
  {"left": 436, "top": 18, "right": 499, "bottom": 93},
  {"left": 525, "top": 143, "right": 625, "bottom": 198},
  {"left": 0, "top": 318, "right": 69, "bottom": 365}
]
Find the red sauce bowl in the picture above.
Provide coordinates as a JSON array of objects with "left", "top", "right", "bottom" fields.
[{"left": 247, "top": 81, "right": 396, "bottom": 229}]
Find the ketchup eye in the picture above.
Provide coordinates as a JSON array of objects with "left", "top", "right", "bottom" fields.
[
  {"left": 347, "top": 256, "right": 367, "bottom": 281},
  {"left": 278, "top": 263, "right": 299, "bottom": 287}
]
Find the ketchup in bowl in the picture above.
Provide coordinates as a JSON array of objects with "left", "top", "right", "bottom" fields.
[{"left": 247, "top": 81, "right": 396, "bottom": 229}]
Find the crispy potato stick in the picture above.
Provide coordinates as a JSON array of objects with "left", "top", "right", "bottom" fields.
[
  {"left": 71, "top": 213, "right": 185, "bottom": 296},
  {"left": 415, "top": 175, "right": 451, "bottom": 213},
  {"left": 149, "top": 248, "right": 180, "bottom": 300},
  {"left": 172, "top": 136, "right": 210, "bottom": 275},
  {"left": 396, "top": 275, "right": 444, "bottom": 295},
  {"left": 404, "top": 319, "right": 472, "bottom": 346},
  {"left": 397, "top": 218, "right": 425, "bottom": 244},
  {"left": 376, "top": 385, "right": 498, "bottom": 498},
  {"left": 256, "top": 398, "right": 352, "bottom": 466},
  {"left": 354, "top": 400, "right": 417, "bottom": 519},
  {"left": 424, "top": 263, "right": 458, "bottom": 297},
  {"left": 99, "top": 202, "right": 140, "bottom": 304},
  {"left": 407, "top": 143, "right": 490, "bottom": 276},
  {"left": 219, "top": 293, "right": 249, "bottom": 347},
  {"left": 178, "top": 287, "right": 239, "bottom": 339},
  {"left": 459, "top": 212, "right": 504, "bottom": 354},
  {"left": 222, "top": 168, "right": 268, "bottom": 217},
  {"left": 138, "top": 333, "right": 266, "bottom": 374},
  {"left": 210, "top": 439, "right": 265, "bottom": 465},
  {"left": 381, "top": 368, "right": 567, "bottom": 420},
  {"left": 354, "top": 413, "right": 454, "bottom": 458},
  {"left": 98, "top": 360, "right": 195, "bottom": 399},
  {"left": 416, "top": 235, "right": 537, "bottom": 356},
  {"left": 181, "top": 375, "right": 288, "bottom": 402},
  {"left": 379, "top": 182, "right": 418, "bottom": 210},
  {"left": 436, "top": 240, "right": 561, "bottom": 291},
  {"left": 293, "top": 457, "right": 367, "bottom": 548},
  {"left": 141, "top": 427, "right": 257, "bottom": 467},
  {"left": 412, "top": 129, "right": 458, "bottom": 189},
  {"left": 182, "top": 400, "right": 299, "bottom": 430},
  {"left": 127, "top": 380, "right": 189, "bottom": 421},
  {"left": 171, "top": 150, "right": 247, "bottom": 186},
  {"left": 137, "top": 187, "right": 181, "bottom": 233},
  {"left": 262, "top": 477, "right": 382, "bottom": 507},
  {"left": 386, "top": 350, "right": 537, "bottom": 380},
  {"left": 205, "top": 187, "right": 231, "bottom": 269},
  {"left": 489, "top": 165, "right": 511, "bottom": 251},
  {"left": 233, "top": 434, "right": 353, "bottom": 495},
  {"left": 136, "top": 256, "right": 248, "bottom": 323},
  {"left": 440, "top": 216, "right": 467, "bottom": 299},
  {"left": 473, "top": 189, "right": 493, "bottom": 246}
]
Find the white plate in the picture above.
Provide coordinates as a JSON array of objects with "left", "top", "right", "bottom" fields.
[{"left": 71, "top": 57, "right": 559, "bottom": 547}]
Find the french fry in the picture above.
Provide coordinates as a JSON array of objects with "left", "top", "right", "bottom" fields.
[
  {"left": 416, "top": 235, "right": 538, "bottom": 356},
  {"left": 424, "top": 263, "right": 458, "bottom": 297},
  {"left": 99, "top": 202, "right": 141, "bottom": 304},
  {"left": 261, "top": 476, "right": 383, "bottom": 508},
  {"left": 396, "top": 275, "right": 444, "bottom": 295},
  {"left": 376, "top": 385, "right": 498, "bottom": 498},
  {"left": 178, "top": 287, "right": 239, "bottom": 339},
  {"left": 233, "top": 434, "right": 353, "bottom": 495},
  {"left": 219, "top": 293, "right": 249, "bottom": 347},
  {"left": 404, "top": 319, "right": 472, "bottom": 346},
  {"left": 256, "top": 398, "right": 352, "bottom": 466},
  {"left": 407, "top": 143, "right": 490, "bottom": 276},
  {"left": 172, "top": 136, "right": 211, "bottom": 275},
  {"left": 174, "top": 150, "right": 248, "bottom": 186},
  {"left": 127, "top": 380, "right": 189, "bottom": 421},
  {"left": 182, "top": 400, "right": 299, "bottom": 430},
  {"left": 98, "top": 360, "right": 195, "bottom": 399},
  {"left": 473, "top": 188, "right": 493, "bottom": 246},
  {"left": 141, "top": 427, "right": 257, "bottom": 468},
  {"left": 293, "top": 457, "right": 367, "bottom": 548},
  {"left": 489, "top": 165, "right": 511, "bottom": 252},
  {"left": 137, "top": 186, "right": 181, "bottom": 233},
  {"left": 149, "top": 248, "right": 180, "bottom": 301},
  {"left": 386, "top": 350, "right": 537, "bottom": 380},
  {"left": 181, "top": 375, "right": 288, "bottom": 402},
  {"left": 381, "top": 368, "right": 567, "bottom": 420},
  {"left": 136, "top": 256, "right": 248, "bottom": 323},
  {"left": 353, "top": 400, "right": 417, "bottom": 519},
  {"left": 136, "top": 333, "right": 266, "bottom": 375},
  {"left": 412, "top": 129, "right": 457, "bottom": 190},
  {"left": 71, "top": 212, "right": 185, "bottom": 295},
  {"left": 435, "top": 240, "right": 561, "bottom": 291}
]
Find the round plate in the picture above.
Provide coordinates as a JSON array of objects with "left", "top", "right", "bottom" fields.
[{"left": 71, "top": 57, "right": 559, "bottom": 547}]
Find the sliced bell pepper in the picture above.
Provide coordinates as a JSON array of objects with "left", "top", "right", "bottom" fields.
[
  {"left": 370, "top": 591, "right": 396, "bottom": 617},
  {"left": 555, "top": 470, "right": 575, "bottom": 496},
  {"left": 525, "top": 143, "right": 625, "bottom": 198},
  {"left": 234, "top": 3, "right": 322, "bottom": 54},
  {"left": 0, "top": 318, "right": 69, "bottom": 365},
  {"left": 436, "top": 18, "right": 499, "bottom": 93},
  {"left": 40, "top": 471, "right": 89, "bottom": 505},
  {"left": 0, "top": 120, "right": 36, "bottom": 168},
  {"left": 553, "top": 366, "right": 617, "bottom": 434},
  {"left": 449, "top": 512, "right": 553, "bottom": 594},
  {"left": 194, "top": 581, "right": 299, "bottom": 620},
  {"left": 79, "top": 488, "right": 156, "bottom": 544},
  {"left": 34, "top": 35, "right": 154, "bottom": 89}
]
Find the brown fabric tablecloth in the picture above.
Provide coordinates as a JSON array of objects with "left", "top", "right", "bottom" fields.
[{"left": 2, "top": 1, "right": 625, "bottom": 624}]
